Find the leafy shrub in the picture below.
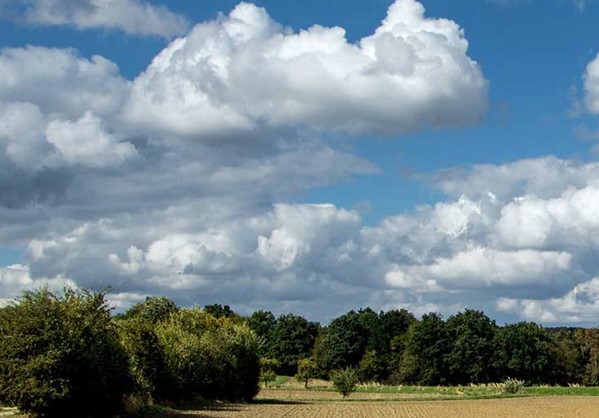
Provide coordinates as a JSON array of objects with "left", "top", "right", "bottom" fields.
[
  {"left": 0, "top": 288, "right": 131, "bottom": 417},
  {"left": 503, "top": 377, "right": 524, "bottom": 394},
  {"left": 117, "top": 317, "right": 168, "bottom": 402},
  {"left": 330, "top": 367, "right": 358, "bottom": 398},
  {"left": 154, "top": 308, "right": 261, "bottom": 402}
]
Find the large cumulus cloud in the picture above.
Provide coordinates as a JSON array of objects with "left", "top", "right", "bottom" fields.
[{"left": 124, "top": 0, "right": 487, "bottom": 137}]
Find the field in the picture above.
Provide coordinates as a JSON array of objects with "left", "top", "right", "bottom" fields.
[
  {"left": 4, "top": 381, "right": 599, "bottom": 417},
  {"left": 164, "top": 397, "right": 599, "bottom": 418},
  {"left": 149, "top": 381, "right": 599, "bottom": 418}
]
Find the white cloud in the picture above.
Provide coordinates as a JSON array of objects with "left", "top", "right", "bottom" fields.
[
  {"left": 496, "top": 185, "right": 599, "bottom": 249},
  {"left": 0, "top": 46, "right": 129, "bottom": 119},
  {"left": 497, "top": 277, "right": 599, "bottom": 323},
  {"left": 124, "top": 0, "right": 487, "bottom": 137},
  {"left": 386, "top": 248, "right": 572, "bottom": 291},
  {"left": 6, "top": 0, "right": 599, "bottom": 324},
  {"left": 45, "top": 112, "right": 137, "bottom": 169},
  {"left": 4, "top": 0, "right": 189, "bottom": 38}
]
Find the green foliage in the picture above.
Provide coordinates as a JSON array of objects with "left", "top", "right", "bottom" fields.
[
  {"left": 120, "top": 296, "right": 178, "bottom": 324},
  {"left": 317, "top": 311, "right": 368, "bottom": 373},
  {"left": 248, "top": 310, "right": 276, "bottom": 357},
  {"left": 552, "top": 329, "right": 586, "bottom": 384},
  {"left": 154, "top": 308, "right": 260, "bottom": 402},
  {"left": 400, "top": 313, "right": 450, "bottom": 385},
  {"left": 445, "top": 310, "right": 498, "bottom": 384},
  {"left": 204, "top": 304, "right": 238, "bottom": 320},
  {"left": 494, "top": 322, "right": 562, "bottom": 384},
  {"left": 358, "top": 350, "right": 385, "bottom": 383},
  {"left": 295, "top": 358, "right": 318, "bottom": 388},
  {"left": 117, "top": 317, "right": 167, "bottom": 402},
  {"left": 269, "top": 314, "right": 319, "bottom": 375},
  {"left": 0, "top": 287, "right": 131, "bottom": 417},
  {"left": 260, "top": 358, "right": 279, "bottom": 388},
  {"left": 503, "top": 377, "right": 525, "bottom": 394},
  {"left": 330, "top": 367, "right": 358, "bottom": 398}
]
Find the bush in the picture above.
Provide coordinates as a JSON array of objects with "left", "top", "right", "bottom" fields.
[
  {"left": 154, "top": 308, "right": 261, "bottom": 402},
  {"left": 330, "top": 367, "right": 358, "bottom": 398},
  {"left": 117, "top": 317, "right": 168, "bottom": 402},
  {"left": 0, "top": 288, "right": 131, "bottom": 417},
  {"left": 503, "top": 377, "right": 524, "bottom": 394}
]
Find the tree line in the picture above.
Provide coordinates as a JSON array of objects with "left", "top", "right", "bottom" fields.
[
  {"left": 1, "top": 288, "right": 599, "bottom": 417},
  {"left": 249, "top": 307, "right": 599, "bottom": 387}
]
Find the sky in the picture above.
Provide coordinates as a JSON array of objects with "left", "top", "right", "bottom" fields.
[{"left": 2, "top": 0, "right": 599, "bottom": 325}]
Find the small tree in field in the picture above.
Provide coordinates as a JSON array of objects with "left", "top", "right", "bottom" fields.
[
  {"left": 331, "top": 367, "right": 358, "bottom": 399},
  {"left": 260, "top": 358, "right": 279, "bottom": 388},
  {"left": 296, "top": 358, "right": 318, "bottom": 389}
]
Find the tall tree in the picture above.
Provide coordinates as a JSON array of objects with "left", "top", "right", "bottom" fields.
[
  {"left": 494, "top": 322, "right": 563, "bottom": 384},
  {"left": 248, "top": 310, "right": 276, "bottom": 357},
  {"left": 445, "top": 309, "right": 498, "bottom": 384},
  {"left": 270, "top": 314, "right": 319, "bottom": 375},
  {"left": 317, "top": 311, "right": 369, "bottom": 373},
  {"left": 401, "top": 313, "right": 450, "bottom": 385}
]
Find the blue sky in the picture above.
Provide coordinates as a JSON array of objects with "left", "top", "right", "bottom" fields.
[{"left": 2, "top": 0, "right": 599, "bottom": 324}]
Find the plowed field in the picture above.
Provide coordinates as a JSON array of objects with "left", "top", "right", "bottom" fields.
[{"left": 174, "top": 397, "right": 599, "bottom": 418}]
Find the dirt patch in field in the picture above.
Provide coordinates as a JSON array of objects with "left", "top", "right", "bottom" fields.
[{"left": 170, "top": 397, "right": 599, "bottom": 418}]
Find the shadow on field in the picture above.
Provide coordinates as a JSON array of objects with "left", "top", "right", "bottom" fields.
[
  {"left": 160, "top": 404, "right": 246, "bottom": 418},
  {"left": 158, "top": 399, "right": 305, "bottom": 417}
]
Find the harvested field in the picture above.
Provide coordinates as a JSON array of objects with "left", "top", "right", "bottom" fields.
[
  {"left": 257, "top": 389, "right": 457, "bottom": 401},
  {"left": 170, "top": 397, "right": 599, "bottom": 418}
]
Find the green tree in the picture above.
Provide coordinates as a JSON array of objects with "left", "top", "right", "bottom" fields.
[
  {"left": 317, "top": 311, "right": 368, "bottom": 373},
  {"left": 0, "top": 288, "right": 131, "bottom": 418},
  {"left": 400, "top": 313, "right": 449, "bottom": 385},
  {"left": 445, "top": 310, "right": 498, "bottom": 384},
  {"left": 204, "top": 303, "right": 237, "bottom": 319},
  {"left": 358, "top": 350, "right": 385, "bottom": 383},
  {"left": 270, "top": 314, "right": 319, "bottom": 375},
  {"left": 248, "top": 310, "right": 276, "bottom": 357},
  {"left": 295, "top": 358, "right": 318, "bottom": 388},
  {"left": 120, "top": 296, "right": 178, "bottom": 324},
  {"left": 260, "top": 358, "right": 279, "bottom": 388},
  {"left": 494, "top": 322, "right": 563, "bottom": 384}
]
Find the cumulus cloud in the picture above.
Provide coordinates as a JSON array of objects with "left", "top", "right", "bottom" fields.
[
  {"left": 124, "top": 0, "right": 487, "bottom": 137},
  {"left": 1, "top": 0, "right": 189, "bottom": 38},
  {"left": 10, "top": 0, "right": 599, "bottom": 324},
  {"left": 8, "top": 152, "right": 599, "bottom": 323},
  {"left": 0, "top": 46, "right": 137, "bottom": 190},
  {"left": 0, "top": 46, "right": 128, "bottom": 119},
  {"left": 497, "top": 277, "right": 599, "bottom": 323}
]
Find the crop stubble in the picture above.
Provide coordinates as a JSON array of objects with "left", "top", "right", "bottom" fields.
[{"left": 185, "top": 397, "right": 599, "bottom": 418}]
